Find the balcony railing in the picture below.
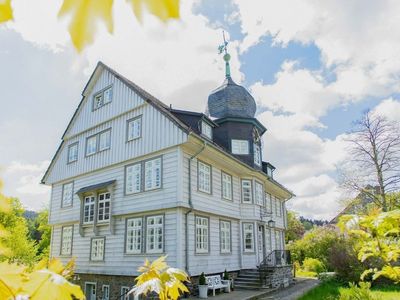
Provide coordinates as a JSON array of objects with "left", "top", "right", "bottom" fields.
[{"left": 259, "top": 250, "right": 291, "bottom": 268}]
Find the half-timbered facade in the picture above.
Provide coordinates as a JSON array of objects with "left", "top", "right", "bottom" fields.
[{"left": 42, "top": 59, "right": 294, "bottom": 299}]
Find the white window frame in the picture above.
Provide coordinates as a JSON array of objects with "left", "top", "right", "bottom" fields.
[
  {"left": 83, "top": 196, "right": 95, "bottom": 224},
  {"left": 93, "top": 86, "right": 113, "bottom": 110},
  {"left": 146, "top": 215, "right": 164, "bottom": 254},
  {"left": 220, "top": 220, "right": 231, "bottom": 254},
  {"left": 126, "top": 217, "right": 143, "bottom": 254},
  {"left": 67, "top": 142, "right": 78, "bottom": 163},
  {"left": 99, "top": 129, "right": 111, "bottom": 152},
  {"left": 221, "top": 172, "right": 232, "bottom": 201},
  {"left": 62, "top": 182, "right": 73, "bottom": 208},
  {"left": 60, "top": 225, "right": 73, "bottom": 256},
  {"left": 241, "top": 179, "right": 252, "bottom": 203},
  {"left": 144, "top": 157, "right": 162, "bottom": 191},
  {"left": 102, "top": 285, "right": 110, "bottom": 300},
  {"left": 275, "top": 197, "right": 282, "bottom": 217},
  {"left": 125, "top": 163, "right": 142, "bottom": 194},
  {"left": 232, "top": 139, "right": 249, "bottom": 155},
  {"left": 127, "top": 116, "right": 142, "bottom": 141},
  {"left": 195, "top": 216, "right": 209, "bottom": 253},
  {"left": 198, "top": 161, "right": 211, "bottom": 194},
  {"left": 85, "top": 282, "right": 97, "bottom": 300},
  {"left": 255, "top": 181, "right": 264, "bottom": 206},
  {"left": 90, "top": 237, "right": 105, "bottom": 261},
  {"left": 254, "top": 143, "right": 261, "bottom": 166},
  {"left": 121, "top": 286, "right": 133, "bottom": 300},
  {"left": 97, "top": 192, "right": 111, "bottom": 223},
  {"left": 243, "top": 223, "right": 255, "bottom": 252},
  {"left": 201, "top": 121, "right": 212, "bottom": 139},
  {"left": 86, "top": 135, "right": 97, "bottom": 156}
]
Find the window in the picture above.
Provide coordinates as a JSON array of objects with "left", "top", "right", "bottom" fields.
[
  {"left": 99, "top": 130, "right": 111, "bottom": 151},
  {"left": 67, "top": 143, "right": 78, "bottom": 163},
  {"left": 93, "top": 86, "right": 112, "bottom": 110},
  {"left": 83, "top": 196, "right": 95, "bottom": 224},
  {"left": 275, "top": 197, "right": 282, "bottom": 217},
  {"left": 254, "top": 144, "right": 261, "bottom": 166},
  {"left": 103, "top": 87, "right": 112, "bottom": 104},
  {"left": 241, "top": 180, "right": 252, "bottom": 203},
  {"left": 61, "top": 225, "right": 73, "bottom": 255},
  {"left": 62, "top": 182, "right": 73, "bottom": 207},
  {"left": 102, "top": 285, "right": 110, "bottom": 300},
  {"left": 275, "top": 230, "right": 283, "bottom": 250},
  {"left": 198, "top": 161, "right": 211, "bottom": 194},
  {"left": 126, "top": 163, "right": 141, "bottom": 194},
  {"left": 195, "top": 216, "right": 209, "bottom": 253},
  {"left": 255, "top": 182, "right": 264, "bottom": 206},
  {"left": 127, "top": 116, "right": 142, "bottom": 141},
  {"left": 121, "top": 286, "right": 133, "bottom": 300},
  {"left": 91, "top": 237, "right": 105, "bottom": 261},
  {"left": 201, "top": 121, "right": 212, "bottom": 139},
  {"left": 144, "top": 158, "right": 162, "bottom": 191},
  {"left": 221, "top": 172, "right": 232, "bottom": 200},
  {"left": 98, "top": 192, "right": 111, "bottom": 222},
  {"left": 243, "top": 223, "right": 254, "bottom": 252},
  {"left": 85, "top": 283, "right": 96, "bottom": 300},
  {"left": 220, "top": 221, "right": 231, "bottom": 253},
  {"left": 126, "top": 218, "right": 142, "bottom": 254},
  {"left": 266, "top": 193, "right": 273, "bottom": 213},
  {"left": 146, "top": 215, "right": 163, "bottom": 253},
  {"left": 86, "top": 135, "right": 97, "bottom": 156},
  {"left": 232, "top": 139, "right": 249, "bottom": 155}
]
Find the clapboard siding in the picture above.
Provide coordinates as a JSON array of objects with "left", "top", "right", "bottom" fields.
[
  {"left": 186, "top": 213, "right": 241, "bottom": 276},
  {"left": 66, "top": 69, "right": 145, "bottom": 138},
  {"left": 51, "top": 209, "right": 178, "bottom": 276},
  {"left": 49, "top": 148, "right": 180, "bottom": 225},
  {"left": 47, "top": 103, "right": 187, "bottom": 184}
]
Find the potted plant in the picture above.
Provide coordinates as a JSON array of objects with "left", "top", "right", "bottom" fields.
[
  {"left": 223, "top": 270, "right": 230, "bottom": 293},
  {"left": 198, "top": 272, "right": 208, "bottom": 299}
]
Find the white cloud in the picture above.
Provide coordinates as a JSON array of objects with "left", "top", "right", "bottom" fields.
[{"left": 372, "top": 97, "right": 400, "bottom": 121}]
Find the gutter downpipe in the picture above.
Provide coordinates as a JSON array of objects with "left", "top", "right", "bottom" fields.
[{"left": 185, "top": 139, "right": 207, "bottom": 274}]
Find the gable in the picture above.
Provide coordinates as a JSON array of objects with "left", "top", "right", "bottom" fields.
[{"left": 42, "top": 62, "right": 190, "bottom": 184}]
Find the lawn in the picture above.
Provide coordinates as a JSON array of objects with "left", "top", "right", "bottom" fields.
[{"left": 298, "top": 281, "right": 400, "bottom": 300}]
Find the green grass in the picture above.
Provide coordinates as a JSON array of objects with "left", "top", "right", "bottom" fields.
[{"left": 298, "top": 281, "right": 400, "bottom": 300}]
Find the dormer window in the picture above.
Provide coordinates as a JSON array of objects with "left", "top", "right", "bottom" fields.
[
  {"left": 232, "top": 139, "right": 249, "bottom": 155},
  {"left": 201, "top": 121, "right": 212, "bottom": 139},
  {"left": 254, "top": 144, "right": 261, "bottom": 166},
  {"left": 93, "top": 86, "right": 113, "bottom": 110}
]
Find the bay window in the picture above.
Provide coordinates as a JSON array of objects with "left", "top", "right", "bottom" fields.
[
  {"left": 97, "top": 192, "right": 111, "bottom": 222},
  {"left": 83, "top": 196, "right": 95, "bottom": 224}
]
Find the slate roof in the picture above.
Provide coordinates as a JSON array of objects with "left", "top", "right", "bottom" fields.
[
  {"left": 207, "top": 76, "right": 257, "bottom": 119},
  {"left": 76, "top": 180, "right": 116, "bottom": 194}
]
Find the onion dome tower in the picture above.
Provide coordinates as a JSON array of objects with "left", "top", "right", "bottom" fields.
[{"left": 207, "top": 32, "right": 266, "bottom": 170}]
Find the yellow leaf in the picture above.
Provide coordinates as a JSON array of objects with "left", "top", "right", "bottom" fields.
[
  {"left": 0, "top": 262, "right": 26, "bottom": 299},
  {"left": 128, "top": 0, "right": 179, "bottom": 22},
  {"left": 0, "top": 0, "right": 13, "bottom": 23},
  {"left": 58, "top": 0, "right": 114, "bottom": 52}
]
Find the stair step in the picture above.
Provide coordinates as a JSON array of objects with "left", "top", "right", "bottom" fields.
[
  {"left": 235, "top": 277, "right": 261, "bottom": 282},
  {"left": 234, "top": 281, "right": 262, "bottom": 286}
]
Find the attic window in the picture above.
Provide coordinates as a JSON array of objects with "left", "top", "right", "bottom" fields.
[
  {"left": 201, "top": 121, "right": 212, "bottom": 139},
  {"left": 232, "top": 139, "right": 249, "bottom": 155},
  {"left": 93, "top": 86, "right": 112, "bottom": 110}
]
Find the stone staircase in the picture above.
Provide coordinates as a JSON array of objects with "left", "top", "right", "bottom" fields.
[{"left": 234, "top": 269, "right": 264, "bottom": 290}]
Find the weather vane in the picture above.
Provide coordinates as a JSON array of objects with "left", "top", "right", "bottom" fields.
[{"left": 218, "top": 30, "right": 231, "bottom": 78}]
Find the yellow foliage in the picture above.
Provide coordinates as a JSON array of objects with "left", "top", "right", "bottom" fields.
[
  {"left": 128, "top": 0, "right": 179, "bottom": 22},
  {"left": 0, "top": 0, "right": 12, "bottom": 23},
  {"left": 130, "top": 256, "right": 189, "bottom": 300},
  {"left": 58, "top": 0, "right": 114, "bottom": 52}
]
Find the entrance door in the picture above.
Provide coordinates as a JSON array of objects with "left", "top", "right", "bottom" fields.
[
  {"left": 85, "top": 283, "right": 96, "bottom": 300},
  {"left": 257, "top": 225, "right": 266, "bottom": 264}
]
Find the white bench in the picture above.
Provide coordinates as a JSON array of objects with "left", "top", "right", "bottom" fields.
[{"left": 206, "top": 275, "right": 230, "bottom": 296}]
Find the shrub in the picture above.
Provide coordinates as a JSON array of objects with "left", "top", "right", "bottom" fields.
[
  {"left": 339, "top": 282, "right": 378, "bottom": 300},
  {"left": 223, "top": 269, "right": 229, "bottom": 280},
  {"left": 303, "top": 258, "right": 326, "bottom": 274},
  {"left": 199, "top": 272, "right": 206, "bottom": 285},
  {"left": 329, "top": 238, "right": 365, "bottom": 283}
]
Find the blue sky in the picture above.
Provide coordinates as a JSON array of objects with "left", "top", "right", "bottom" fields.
[{"left": 1, "top": 0, "right": 400, "bottom": 219}]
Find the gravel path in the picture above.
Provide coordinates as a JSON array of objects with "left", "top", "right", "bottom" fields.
[{"left": 259, "top": 278, "right": 320, "bottom": 300}]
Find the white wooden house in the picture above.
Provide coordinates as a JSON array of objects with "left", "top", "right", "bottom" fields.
[{"left": 42, "top": 59, "right": 294, "bottom": 299}]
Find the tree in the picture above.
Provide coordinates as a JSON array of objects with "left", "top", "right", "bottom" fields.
[
  {"left": 341, "top": 111, "right": 400, "bottom": 212},
  {"left": 286, "top": 211, "right": 305, "bottom": 243},
  {"left": 36, "top": 209, "right": 51, "bottom": 258},
  {"left": 0, "top": 198, "right": 38, "bottom": 265},
  {"left": 339, "top": 209, "right": 400, "bottom": 283}
]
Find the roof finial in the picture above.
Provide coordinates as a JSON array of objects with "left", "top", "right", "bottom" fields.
[{"left": 218, "top": 30, "right": 231, "bottom": 78}]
